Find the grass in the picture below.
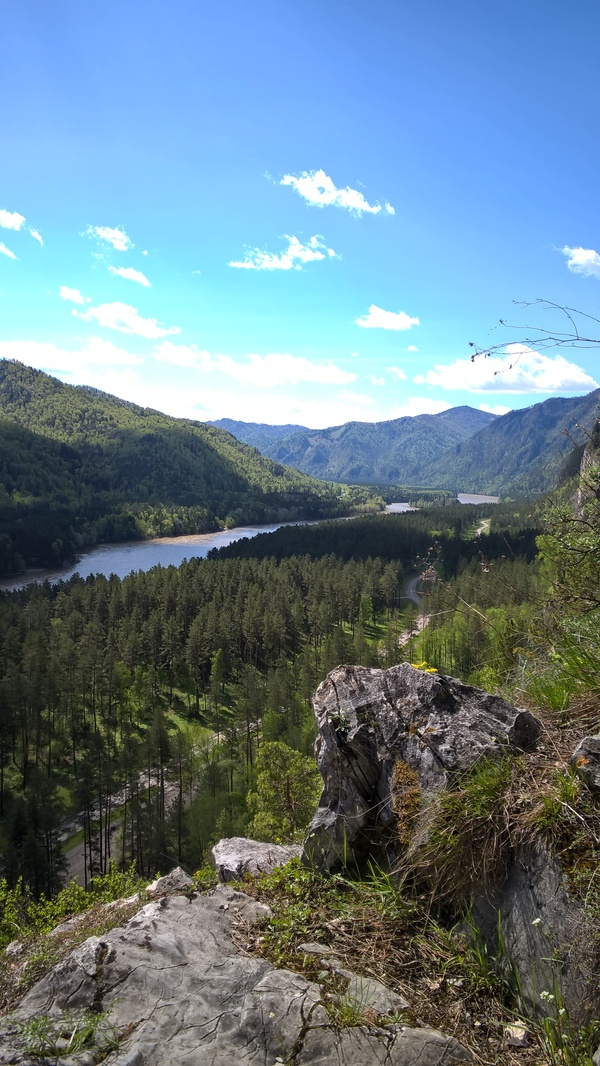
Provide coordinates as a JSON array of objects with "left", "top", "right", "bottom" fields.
[{"left": 233, "top": 859, "right": 549, "bottom": 1064}]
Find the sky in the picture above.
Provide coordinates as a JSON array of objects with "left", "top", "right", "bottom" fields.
[{"left": 2, "top": 0, "right": 600, "bottom": 429}]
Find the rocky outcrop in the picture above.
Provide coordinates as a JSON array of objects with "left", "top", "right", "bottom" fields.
[
  {"left": 474, "top": 839, "right": 600, "bottom": 1026},
  {"left": 0, "top": 884, "right": 471, "bottom": 1065},
  {"left": 211, "top": 837, "right": 302, "bottom": 882},
  {"left": 572, "top": 735, "right": 600, "bottom": 793},
  {"left": 302, "top": 663, "right": 541, "bottom": 872}
]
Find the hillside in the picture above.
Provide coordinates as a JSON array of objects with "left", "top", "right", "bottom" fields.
[
  {"left": 210, "top": 407, "right": 496, "bottom": 483},
  {"left": 209, "top": 418, "right": 308, "bottom": 453},
  {"left": 0, "top": 360, "right": 360, "bottom": 575},
  {"left": 420, "top": 389, "right": 600, "bottom": 494}
]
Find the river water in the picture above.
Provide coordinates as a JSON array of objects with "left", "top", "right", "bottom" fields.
[{"left": 0, "top": 496, "right": 497, "bottom": 592}]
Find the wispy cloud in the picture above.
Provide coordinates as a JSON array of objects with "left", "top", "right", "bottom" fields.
[
  {"left": 59, "top": 286, "right": 91, "bottom": 304},
  {"left": 82, "top": 225, "right": 134, "bottom": 252},
  {"left": 229, "top": 234, "right": 339, "bottom": 271},
  {"left": 479, "top": 403, "right": 509, "bottom": 415},
  {"left": 414, "top": 347, "right": 599, "bottom": 393},
  {"left": 356, "top": 305, "right": 420, "bottom": 331},
  {"left": 0, "top": 209, "right": 25, "bottom": 231},
  {"left": 0, "top": 337, "right": 143, "bottom": 374},
  {"left": 406, "top": 345, "right": 419, "bottom": 352},
  {"left": 280, "top": 170, "right": 394, "bottom": 216},
  {"left": 0, "top": 210, "right": 43, "bottom": 245},
  {"left": 109, "top": 265, "right": 151, "bottom": 287},
  {"left": 154, "top": 342, "right": 356, "bottom": 386},
  {"left": 74, "top": 301, "right": 180, "bottom": 339},
  {"left": 386, "top": 366, "right": 408, "bottom": 380},
  {"left": 0, "top": 243, "right": 17, "bottom": 260},
  {"left": 561, "top": 245, "right": 600, "bottom": 279},
  {"left": 370, "top": 376, "right": 385, "bottom": 385}
]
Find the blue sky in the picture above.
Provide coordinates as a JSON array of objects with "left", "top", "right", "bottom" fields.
[{"left": 1, "top": 0, "right": 600, "bottom": 428}]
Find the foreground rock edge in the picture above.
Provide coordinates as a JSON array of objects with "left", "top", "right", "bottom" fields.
[{"left": 0, "top": 883, "right": 472, "bottom": 1066}]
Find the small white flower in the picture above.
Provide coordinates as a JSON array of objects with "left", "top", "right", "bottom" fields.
[
  {"left": 531, "top": 917, "right": 542, "bottom": 926},
  {"left": 558, "top": 1008, "right": 567, "bottom": 1017},
  {"left": 540, "top": 991, "right": 555, "bottom": 1002}
]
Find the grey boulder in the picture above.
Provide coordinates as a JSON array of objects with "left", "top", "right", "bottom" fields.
[
  {"left": 303, "top": 663, "right": 541, "bottom": 871},
  {"left": 572, "top": 735, "right": 600, "bottom": 793},
  {"left": 1, "top": 887, "right": 471, "bottom": 1065},
  {"left": 211, "top": 836, "right": 302, "bottom": 882}
]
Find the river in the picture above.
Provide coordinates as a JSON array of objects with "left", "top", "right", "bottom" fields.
[{"left": 0, "top": 495, "right": 497, "bottom": 592}]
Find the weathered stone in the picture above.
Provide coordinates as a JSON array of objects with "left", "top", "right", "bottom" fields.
[
  {"left": 212, "top": 836, "right": 302, "bottom": 882},
  {"left": 473, "top": 839, "right": 600, "bottom": 1026},
  {"left": 297, "top": 941, "right": 335, "bottom": 956},
  {"left": 146, "top": 866, "right": 192, "bottom": 896},
  {"left": 592, "top": 1045, "right": 600, "bottom": 1066},
  {"left": 345, "top": 974, "right": 410, "bottom": 1015},
  {"left": 1, "top": 887, "right": 471, "bottom": 1066},
  {"left": 572, "top": 735, "right": 600, "bottom": 793},
  {"left": 302, "top": 663, "right": 541, "bottom": 871}
]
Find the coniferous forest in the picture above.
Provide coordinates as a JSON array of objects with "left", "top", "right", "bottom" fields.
[{"left": 0, "top": 502, "right": 539, "bottom": 896}]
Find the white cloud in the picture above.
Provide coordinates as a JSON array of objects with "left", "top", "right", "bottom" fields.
[
  {"left": 0, "top": 209, "right": 25, "bottom": 231},
  {"left": 414, "top": 346, "right": 599, "bottom": 393},
  {"left": 184, "top": 386, "right": 378, "bottom": 428},
  {"left": 392, "top": 397, "right": 452, "bottom": 418},
  {"left": 479, "top": 403, "right": 509, "bottom": 415},
  {"left": 356, "top": 305, "right": 420, "bottom": 331},
  {"left": 59, "top": 286, "right": 91, "bottom": 304},
  {"left": 154, "top": 342, "right": 356, "bottom": 387},
  {"left": 29, "top": 227, "right": 43, "bottom": 246},
  {"left": 108, "top": 265, "right": 151, "bottom": 287},
  {"left": 406, "top": 345, "right": 419, "bottom": 352},
  {"left": 386, "top": 366, "right": 408, "bottom": 380},
  {"left": 74, "top": 301, "right": 180, "bottom": 339},
  {"left": 338, "top": 389, "right": 374, "bottom": 407},
  {"left": 561, "top": 245, "right": 600, "bottom": 279},
  {"left": 371, "top": 376, "right": 385, "bottom": 385},
  {"left": 229, "top": 234, "right": 339, "bottom": 271},
  {"left": 280, "top": 170, "right": 394, "bottom": 216},
  {"left": 0, "top": 243, "right": 17, "bottom": 260},
  {"left": 82, "top": 225, "right": 133, "bottom": 252},
  {"left": 0, "top": 337, "right": 143, "bottom": 375}
]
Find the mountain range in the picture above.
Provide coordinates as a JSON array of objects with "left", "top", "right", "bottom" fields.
[
  {"left": 211, "top": 390, "right": 600, "bottom": 494},
  {"left": 210, "top": 407, "right": 496, "bottom": 484}
]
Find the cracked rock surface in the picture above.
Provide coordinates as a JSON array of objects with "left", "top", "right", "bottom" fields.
[
  {"left": 211, "top": 838, "right": 302, "bottom": 882},
  {"left": 302, "top": 663, "right": 541, "bottom": 871},
  {"left": 0, "top": 886, "right": 471, "bottom": 1065}
]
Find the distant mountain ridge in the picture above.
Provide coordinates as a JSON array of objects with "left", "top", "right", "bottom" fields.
[
  {"left": 419, "top": 389, "right": 600, "bottom": 495},
  {"left": 209, "top": 406, "right": 496, "bottom": 483},
  {"left": 211, "top": 392, "right": 600, "bottom": 494}
]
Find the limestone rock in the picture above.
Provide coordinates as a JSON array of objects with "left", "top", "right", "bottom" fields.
[
  {"left": 572, "top": 735, "right": 600, "bottom": 793},
  {"left": 303, "top": 663, "right": 541, "bottom": 871},
  {"left": 473, "top": 839, "right": 600, "bottom": 1026},
  {"left": 344, "top": 974, "right": 410, "bottom": 1015},
  {"left": 211, "top": 836, "right": 302, "bottom": 882},
  {"left": 0, "top": 887, "right": 471, "bottom": 1066},
  {"left": 146, "top": 866, "right": 192, "bottom": 896}
]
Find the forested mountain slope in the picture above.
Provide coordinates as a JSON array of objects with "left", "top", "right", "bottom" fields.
[
  {"left": 420, "top": 388, "right": 600, "bottom": 494},
  {"left": 211, "top": 406, "right": 495, "bottom": 483},
  {"left": 209, "top": 418, "right": 308, "bottom": 452},
  {"left": 0, "top": 360, "right": 360, "bottom": 575}
]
